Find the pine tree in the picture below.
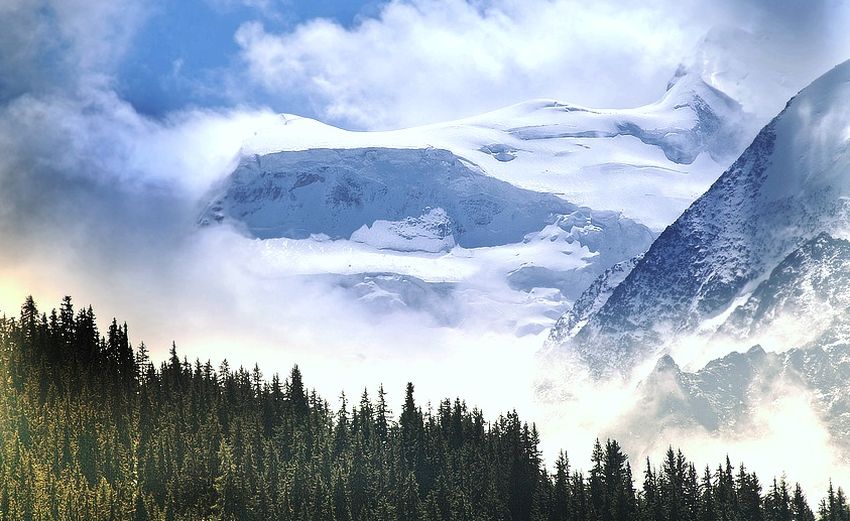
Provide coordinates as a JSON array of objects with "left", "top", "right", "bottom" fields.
[
  {"left": 642, "top": 459, "right": 663, "bottom": 521},
  {"left": 399, "top": 383, "right": 423, "bottom": 475},
  {"left": 791, "top": 484, "right": 814, "bottom": 521},
  {"left": 589, "top": 439, "right": 605, "bottom": 521},
  {"left": 397, "top": 471, "right": 421, "bottom": 521},
  {"left": 0, "top": 296, "right": 835, "bottom": 521},
  {"left": 375, "top": 384, "right": 391, "bottom": 443},
  {"left": 700, "top": 466, "right": 718, "bottom": 521},
  {"left": 551, "top": 451, "right": 571, "bottom": 521}
]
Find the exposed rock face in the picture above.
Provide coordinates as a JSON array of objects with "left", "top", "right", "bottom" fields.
[{"left": 553, "top": 60, "right": 850, "bottom": 376}]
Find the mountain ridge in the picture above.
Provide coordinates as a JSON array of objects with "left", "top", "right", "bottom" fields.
[{"left": 554, "top": 59, "right": 850, "bottom": 374}]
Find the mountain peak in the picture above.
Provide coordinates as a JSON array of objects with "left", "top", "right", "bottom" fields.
[
  {"left": 556, "top": 59, "right": 850, "bottom": 376},
  {"left": 665, "top": 64, "right": 690, "bottom": 92},
  {"left": 654, "top": 354, "right": 680, "bottom": 373},
  {"left": 684, "top": 25, "right": 818, "bottom": 125},
  {"left": 746, "top": 344, "right": 766, "bottom": 357}
]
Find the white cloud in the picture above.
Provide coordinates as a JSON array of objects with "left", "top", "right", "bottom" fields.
[
  {"left": 0, "top": 0, "right": 147, "bottom": 99},
  {"left": 234, "top": 0, "right": 850, "bottom": 130},
  {"left": 630, "top": 380, "right": 850, "bottom": 501},
  {"left": 0, "top": 83, "right": 541, "bottom": 420},
  {"left": 234, "top": 0, "right": 692, "bottom": 129}
]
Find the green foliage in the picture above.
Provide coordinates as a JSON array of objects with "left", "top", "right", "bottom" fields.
[{"left": 0, "top": 297, "right": 838, "bottom": 520}]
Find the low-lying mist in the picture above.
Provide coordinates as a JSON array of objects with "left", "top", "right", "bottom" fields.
[{"left": 1, "top": 82, "right": 849, "bottom": 507}]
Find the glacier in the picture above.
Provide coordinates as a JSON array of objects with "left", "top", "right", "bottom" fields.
[{"left": 198, "top": 66, "right": 747, "bottom": 337}]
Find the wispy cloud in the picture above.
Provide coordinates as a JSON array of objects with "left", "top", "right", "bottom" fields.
[
  {"left": 0, "top": 0, "right": 147, "bottom": 101},
  {"left": 236, "top": 0, "right": 692, "bottom": 129},
  {"left": 233, "top": 0, "right": 850, "bottom": 129}
]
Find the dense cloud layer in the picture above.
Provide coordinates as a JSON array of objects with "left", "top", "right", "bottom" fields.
[
  {"left": 235, "top": 0, "right": 850, "bottom": 128},
  {"left": 1, "top": 0, "right": 850, "bottom": 494},
  {"left": 5, "top": 0, "right": 848, "bottom": 127}
]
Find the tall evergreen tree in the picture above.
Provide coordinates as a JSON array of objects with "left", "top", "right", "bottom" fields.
[{"left": 0, "top": 296, "right": 840, "bottom": 521}]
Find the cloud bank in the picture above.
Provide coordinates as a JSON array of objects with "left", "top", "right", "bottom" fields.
[
  {"left": 234, "top": 0, "right": 850, "bottom": 129},
  {"left": 1, "top": 0, "right": 850, "bottom": 498}
]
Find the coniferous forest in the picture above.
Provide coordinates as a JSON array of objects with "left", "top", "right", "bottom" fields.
[{"left": 0, "top": 297, "right": 846, "bottom": 521}]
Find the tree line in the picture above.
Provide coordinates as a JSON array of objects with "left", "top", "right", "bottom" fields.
[{"left": 0, "top": 296, "right": 845, "bottom": 521}]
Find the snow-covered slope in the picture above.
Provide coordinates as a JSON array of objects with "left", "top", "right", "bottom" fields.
[
  {"left": 556, "top": 60, "right": 850, "bottom": 374},
  {"left": 200, "top": 67, "right": 747, "bottom": 337},
  {"left": 476, "top": 67, "right": 743, "bottom": 165},
  {"left": 545, "top": 255, "right": 642, "bottom": 347},
  {"left": 236, "top": 68, "right": 746, "bottom": 232},
  {"left": 201, "top": 147, "right": 629, "bottom": 249},
  {"left": 201, "top": 147, "right": 655, "bottom": 326},
  {"left": 719, "top": 234, "right": 850, "bottom": 344}
]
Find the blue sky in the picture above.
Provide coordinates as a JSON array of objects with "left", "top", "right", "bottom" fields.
[
  {"left": 118, "top": 0, "right": 385, "bottom": 117},
  {"left": 3, "top": 0, "right": 847, "bottom": 131}
]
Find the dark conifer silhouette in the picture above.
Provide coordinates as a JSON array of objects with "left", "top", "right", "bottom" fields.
[{"left": 0, "top": 296, "right": 843, "bottom": 521}]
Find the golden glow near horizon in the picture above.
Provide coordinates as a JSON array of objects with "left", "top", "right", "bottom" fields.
[
  {"left": 0, "top": 274, "right": 31, "bottom": 318},
  {"left": 0, "top": 268, "right": 78, "bottom": 320}
]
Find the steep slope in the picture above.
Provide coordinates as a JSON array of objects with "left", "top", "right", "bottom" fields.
[
  {"left": 635, "top": 347, "right": 773, "bottom": 433},
  {"left": 545, "top": 255, "right": 642, "bottom": 347},
  {"left": 629, "top": 338, "right": 850, "bottom": 453},
  {"left": 719, "top": 234, "right": 850, "bottom": 344},
  {"left": 559, "top": 60, "right": 850, "bottom": 374}
]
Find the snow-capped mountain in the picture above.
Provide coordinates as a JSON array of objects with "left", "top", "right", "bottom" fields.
[
  {"left": 199, "top": 67, "right": 746, "bottom": 335},
  {"left": 546, "top": 255, "right": 642, "bottom": 347},
  {"left": 200, "top": 147, "right": 645, "bottom": 251},
  {"left": 480, "top": 66, "right": 743, "bottom": 166},
  {"left": 200, "top": 146, "right": 655, "bottom": 330},
  {"left": 228, "top": 67, "right": 746, "bottom": 232},
  {"left": 719, "top": 233, "right": 850, "bottom": 345},
  {"left": 628, "top": 337, "right": 850, "bottom": 455},
  {"left": 553, "top": 59, "right": 850, "bottom": 374}
]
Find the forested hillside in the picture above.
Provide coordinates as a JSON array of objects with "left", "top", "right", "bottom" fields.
[{"left": 0, "top": 297, "right": 842, "bottom": 521}]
